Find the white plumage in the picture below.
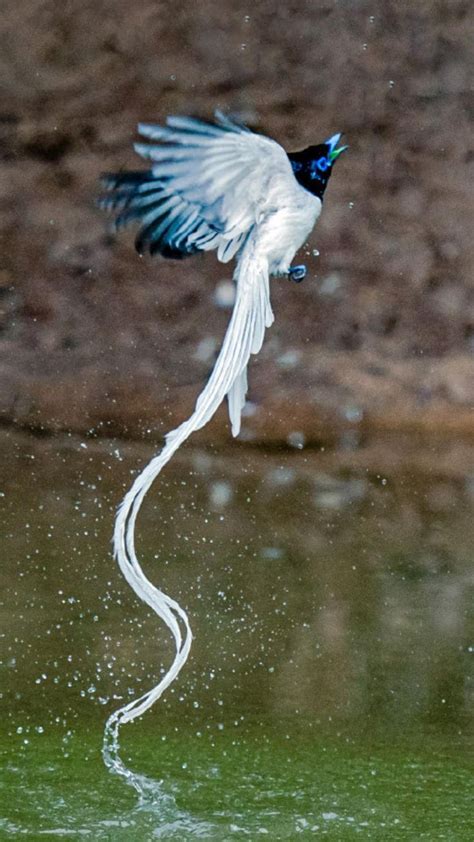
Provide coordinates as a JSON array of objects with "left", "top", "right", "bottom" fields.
[
  {"left": 101, "top": 110, "right": 321, "bottom": 433},
  {"left": 100, "top": 112, "right": 329, "bottom": 783}
]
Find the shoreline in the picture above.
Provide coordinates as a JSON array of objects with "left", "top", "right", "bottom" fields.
[{"left": 3, "top": 348, "right": 474, "bottom": 444}]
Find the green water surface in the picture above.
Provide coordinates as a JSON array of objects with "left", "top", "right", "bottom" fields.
[{"left": 1, "top": 430, "right": 473, "bottom": 839}]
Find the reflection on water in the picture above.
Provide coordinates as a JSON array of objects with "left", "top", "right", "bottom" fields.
[{"left": 1, "top": 428, "right": 473, "bottom": 838}]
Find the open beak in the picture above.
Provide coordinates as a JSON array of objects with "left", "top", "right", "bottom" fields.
[{"left": 326, "top": 132, "right": 348, "bottom": 163}]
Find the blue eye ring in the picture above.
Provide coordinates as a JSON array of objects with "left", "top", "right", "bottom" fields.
[{"left": 317, "top": 156, "right": 329, "bottom": 172}]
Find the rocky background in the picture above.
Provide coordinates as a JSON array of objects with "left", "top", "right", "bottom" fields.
[{"left": 0, "top": 0, "right": 473, "bottom": 443}]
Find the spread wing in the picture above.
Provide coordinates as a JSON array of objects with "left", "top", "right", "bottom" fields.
[{"left": 99, "top": 111, "right": 295, "bottom": 262}]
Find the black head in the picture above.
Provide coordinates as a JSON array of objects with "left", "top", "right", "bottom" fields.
[{"left": 287, "top": 133, "right": 347, "bottom": 201}]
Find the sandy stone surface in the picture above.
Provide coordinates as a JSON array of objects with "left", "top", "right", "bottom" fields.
[{"left": 1, "top": 0, "right": 473, "bottom": 442}]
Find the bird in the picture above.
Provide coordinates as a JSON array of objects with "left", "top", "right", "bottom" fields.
[
  {"left": 100, "top": 110, "right": 346, "bottom": 438},
  {"left": 98, "top": 112, "right": 346, "bottom": 759}
]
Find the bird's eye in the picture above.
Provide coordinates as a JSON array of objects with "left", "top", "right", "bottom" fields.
[{"left": 317, "top": 157, "right": 329, "bottom": 172}]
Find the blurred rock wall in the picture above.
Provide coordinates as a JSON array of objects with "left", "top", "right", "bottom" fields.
[{"left": 0, "top": 0, "right": 473, "bottom": 439}]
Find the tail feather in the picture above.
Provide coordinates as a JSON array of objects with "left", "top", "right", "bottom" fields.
[
  {"left": 225, "top": 252, "right": 274, "bottom": 436},
  {"left": 227, "top": 368, "right": 248, "bottom": 437},
  {"left": 193, "top": 248, "right": 273, "bottom": 433},
  {"left": 109, "top": 242, "right": 273, "bottom": 730}
]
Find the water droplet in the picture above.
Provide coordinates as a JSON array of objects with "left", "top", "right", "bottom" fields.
[
  {"left": 312, "top": 248, "right": 320, "bottom": 257},
  {"left": 287, "top": 431, "right": 305, "bottom": 450},
  {"left": 388, "top": 80, "right": 395, "bottom": 88},
  {"left": 277, "top": 349, "right": 301, "bottom": 369},
  {"left": 344, "top": 405, "right": 363, "bottom": 423},
  {"left": 244, "top": 14, "right": 250, "bottom": 23},
  {"left": 369, "top": 15, "right": 375, "bottom": 23},
  {"left": 170, "top": 74, "right": 176, "bottom": 81},
  {"left": 261, "top": 546, "right": 284, "bottom": 560},
  {"left": 194, "top": 336, "right": 218, "bottom": 364},
  {"left": 348, "top": 201, "right": 354, "bottom": 209},
  {"left": 362, "top": 43, "right": 368, "bottom": 51},
  {"left": 240, "top": 43, "right": 247, "bottom": 51},
  {"left": 209, "top": 481, "right": 233, "bottom": 508},
  {"left": 214, "top": 280, "right": 236, "bottom": 308}
]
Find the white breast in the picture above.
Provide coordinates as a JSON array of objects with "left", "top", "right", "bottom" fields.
[{"left": 256, "top": 187, "right": 321, "bottom": 275}]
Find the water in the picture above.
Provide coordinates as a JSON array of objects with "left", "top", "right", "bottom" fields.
[{"left": 1, "top": 429, "right": 473, "bottom": 839}]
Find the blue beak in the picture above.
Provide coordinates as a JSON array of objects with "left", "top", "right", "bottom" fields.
[{"left": 325, "top": 132, "right": 348, "bottom": 163}]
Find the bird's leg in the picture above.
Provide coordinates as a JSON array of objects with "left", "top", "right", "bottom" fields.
[{"left": 288, "top": 264, "right": 306, "bottom": 283}]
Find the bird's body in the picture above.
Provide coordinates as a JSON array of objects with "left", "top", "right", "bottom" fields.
[
  {"left": 99, "top": 113, "right": 346, "bottom": 770},
  {"left": 249, "top": 189, "right": 321, "bottom": 276},
  {"left": 101, "top": 111, "right": 345, "bottom": 435}
]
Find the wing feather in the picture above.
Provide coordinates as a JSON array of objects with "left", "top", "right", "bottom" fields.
[{"left": 99, "top": 111, "right": 294, "bottom": 261}]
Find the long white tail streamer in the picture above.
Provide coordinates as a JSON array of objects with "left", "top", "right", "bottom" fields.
[{"left": 103, "top": 242, "right": 274, "bottom": 784}]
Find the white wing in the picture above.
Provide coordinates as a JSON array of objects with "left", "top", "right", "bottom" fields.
[
  {"left": 100, "top": 112, "right": 291, "bottom": 435},
  {"left": 100, "top": 111, "right": 296, "bottom": 262}
]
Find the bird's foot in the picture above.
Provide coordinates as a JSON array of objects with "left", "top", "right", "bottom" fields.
[{"left": 288, "top": 264, "right": 306, "bottom": 283}]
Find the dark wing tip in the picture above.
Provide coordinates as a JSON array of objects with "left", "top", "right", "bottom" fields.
[
  {"left": 135, "top": 227, "right": 196, "bottom": 260},
  {"left": 100, "top": 170, "right": 154, "bottom": 189},
  {"left": 99, "top": 169, "right": 211, "bottom": 261}
]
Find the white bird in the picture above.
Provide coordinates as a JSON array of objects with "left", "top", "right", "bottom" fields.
[{"left": 99, "top": 112, "right": 346, "bottom": 776}]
